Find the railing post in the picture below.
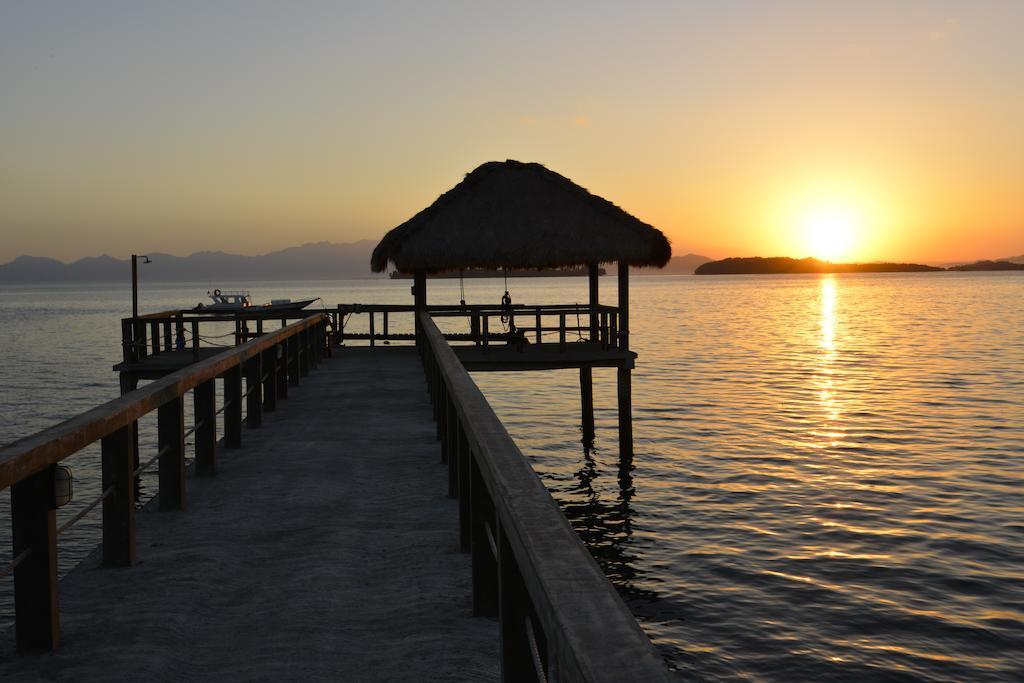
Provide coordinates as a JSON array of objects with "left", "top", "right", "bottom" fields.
[
  {"left": 369, "top": 311, "right": 376, "bottom": 347},
  {"left": 499, "top": 523, "right": 537, "bottom": 682},
  {"left": 102, "top": 424, "right": 136, "bottom": 566},
  {"left": 194, "top": 379, "right": 217, "bottom": 475},
  {"left": 224, "top": 365, "right": 242, "bottom": 448},
  {"left": 535, "top": 308, "right": 542, "bottom": 344},
  {"left": 457, "top": 429, "right": 471, "bottom": 552},
  {"left": 191, "top": 320, "right": 200, "bottom": 362},
  {"left": 471, "top": 458, "right": 498, "bottom": 617},
  {"left": 446, "top": 400, "right": 458, "bottom": 497},
  {"left": 246, "top": 354, "right": 263, "bottom": 428},
  {"left": 158, "top": 396, "right": 186, "bottom": 511},
  {"left": 559, "top": 313, "right": 566, "bottom": 351},
  {"left": 11, "top": 465, "right": 59, "bottom": 653},
  {"left": 276, "top": 343, "right": 289, "bottom": 400},
  {"left": 288, "top": 336, "right": 300, "bottom": 387},
  {"left": 262, "top": 348, "right": 278, "bottom": 412},
  {"left": 299, "top": 328, "right": 310, "bottom": 377},
  {"left": 150, "top": 321, "right": 159, "bottom": 356}
]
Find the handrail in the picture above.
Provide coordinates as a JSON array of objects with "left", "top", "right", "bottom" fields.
[
  {"left": 417, "top": 312, "right": 668, "bottom": 681},
  {"left": 2, "top": 312, "right": 327, "bottom": 653},
  {"left": 1, "top": 313, "right": 325, "bottom": 492}
]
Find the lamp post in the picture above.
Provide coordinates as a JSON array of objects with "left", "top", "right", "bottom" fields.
[{"left": 131, "top": 254, "right": 151, "bottom": 318}]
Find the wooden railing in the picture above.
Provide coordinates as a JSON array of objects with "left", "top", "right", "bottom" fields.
[
  {"left": 121, "top": 309, "right": 323, "bottom": 365},
  {"left": 0, "top": 314, "right": 329, "bottom": 653},
  {"left": 337, "top": 303, "right": 623, "bottom": 350},
  {"left": 416, "top": 312, "right": 668, "bottom": 681}
]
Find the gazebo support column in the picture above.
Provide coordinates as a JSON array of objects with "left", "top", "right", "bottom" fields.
[
  {"left": 617, "top": 260, "right": 633, "bottom": 458},
  {"left": 413, "top": 269, "right": 427, "bottom": 344},
  {"left": 588, "top": 262, "right": 599, "bottom": 341},
  {"left": 580, "top": 366, "right": 595, "bottom": 450}
]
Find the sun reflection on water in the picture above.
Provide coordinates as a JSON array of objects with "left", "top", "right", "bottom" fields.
[{"left": 817, "top": 276, "right": 843, "bottom": 442}]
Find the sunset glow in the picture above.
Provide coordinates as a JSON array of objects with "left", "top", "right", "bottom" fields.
[
  {"left": 801, "top": 204, "right": 861, "bottom": 262},
  {"left": 0, "top": 4, "right": 1021, "bottom": 264}
]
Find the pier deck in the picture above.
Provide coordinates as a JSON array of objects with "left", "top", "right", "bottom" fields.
[{"left": 1, "top": 348, "right": 498, "bottom": 680}]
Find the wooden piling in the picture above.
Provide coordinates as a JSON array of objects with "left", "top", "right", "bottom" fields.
[
  {"left": 101, "top": 424, "right": 136, "bottom": 566},
  {"left": 224, "top": 365, "right": 242, "bottom": 449},
  {"left": 580, "top": 367, "right": 595, "bottom": 449},
  {"left": 157, "top": 396, "right": 186, "bottom": 511},
  {"left": 194, "top": 379, "right": 217, "bottom": 475},
  {"left": 588, "top": 262, "right": 600, "bottom": 340},
  {"left": 11, "top": 465, "right": 59, "bottom": 653}
]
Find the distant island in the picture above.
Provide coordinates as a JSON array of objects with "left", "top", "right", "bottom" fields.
[
  {"left": 694, "top": 256, "right": 1024, "bottom": 275},
  {"left": 695, "top": 257, "right": 943, "bottom": 275},
  {"left": 947, "top": 260, "right": 1024, "bottom": 271}
]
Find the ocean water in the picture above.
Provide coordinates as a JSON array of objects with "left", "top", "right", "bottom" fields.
[{"left": 1, "top": 273, "right": 1022, "bottom": 680}]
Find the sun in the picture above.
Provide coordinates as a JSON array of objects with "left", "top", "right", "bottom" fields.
[{"left": 800, "top": 204, "right": 860, "bottom": 262}]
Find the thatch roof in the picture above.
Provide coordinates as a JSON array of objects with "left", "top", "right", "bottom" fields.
[{"left": 370, "top": 160, "right": 671, "bottom": 273}]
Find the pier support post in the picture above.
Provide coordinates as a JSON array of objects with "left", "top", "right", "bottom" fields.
[
  {"left": 471, "top": 458, "right": 499, "bottom": 617},
  {"left": 224, "top": 365, "right": 242, "bottom": 449},
  {"left": 194, "top": 379, "right": 217, "bottom": 475},
  {"left": 288, "top": 336, "right": 300, "bottom": 387},
  {"left": 617, "top": 259, "right": 634, "bottom": 458},
  {"left": 102, "top": 424, "right": 136, "bottom": 566},
  {"left": 580, "top": 366, "right": 595, "bottom": 450},
  {"left": 458, "top": 430, "right": 471, "bottom": 552},
  {"left": 413, "top": 269, "right": 427, "bottom": 343},
  {"left": 262, "top": 348, "right": 277, "bottom": 412},
  {"left": 498, "top": 524, "right": 538, "bottom": 681},
  {"left": 158, "top": 396, "right": 186, "bottom": 511},
  {"left": 276, "top": 343, "right": 288, "bottom": 401},
  {"left": 617, "top": 367, "right": 633, "bottom": 459},
  {"left": 118, "top": 374, "right": 141, "bottom": 498},
  {"left": 11, "top": 465, "right": 59, "bottom": 653},
  {"left": 588, "top": 262, "right": 600, "bottom": 341},
  {"left": 245, "top": 354, "right": 263, "bottom": 429},
  {"left": 299, "top": 329, "right": 310, "bottom": 377}
]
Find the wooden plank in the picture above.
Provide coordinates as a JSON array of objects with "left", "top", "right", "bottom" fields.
[
  {"left": 101, "top": 425, "right": 136, "bottom": 566},
  {"left": 11, "top": 465, "right": 59, "bottom": 652}
]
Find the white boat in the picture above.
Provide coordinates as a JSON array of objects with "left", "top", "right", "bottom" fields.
[{"left": 193, "top": 289, "right": 318, "bottom": 313}]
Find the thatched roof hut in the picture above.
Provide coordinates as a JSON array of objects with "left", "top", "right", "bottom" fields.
[{"left": 371, "top": 160, "right": 671, "bottom": 274}]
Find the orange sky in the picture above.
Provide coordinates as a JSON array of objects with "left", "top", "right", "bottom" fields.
[{"left": 1, "top": 3, "right": 1021, "bottom": 264}]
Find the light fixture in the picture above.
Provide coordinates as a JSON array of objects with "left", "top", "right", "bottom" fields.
[{"left": 54, "top": 466, "right": 74, "bottom": 508}]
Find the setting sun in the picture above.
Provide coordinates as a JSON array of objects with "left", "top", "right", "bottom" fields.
[{"left": 800, "top": 204, "right": 861, "bottom": 262}]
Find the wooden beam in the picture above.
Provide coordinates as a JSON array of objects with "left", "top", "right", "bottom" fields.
[
  {"left": 102, "top": 424, "right": 136, "bottom": 566},
  {"left": 618, "top": 260, "right": 630, "bottom": 351},
  {"left": 588, "top": 263, "right": 599, "bottom": 340},
  {"left": 157, "top": 396, "right": 186, "bottom": 511},
  {"left": 193, "top": 380, "right": 217, "bottom": 475},
  {"left": 11, "top": 465, "right": 59, "bottom": 652}
]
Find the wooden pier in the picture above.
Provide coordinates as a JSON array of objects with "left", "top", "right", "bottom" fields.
[
  {"left": 2, "top": 160, "right": 675, "bottom": 680},
  {"left": 1, "top": 311, "right": 669, "bottom": 681},
  {"left": 2, "top": 345, "right": 498, "bottom": 679}
]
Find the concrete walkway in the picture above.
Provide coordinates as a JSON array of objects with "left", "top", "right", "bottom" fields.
[{"left": 1, "top": 348, "right": 498, "bottom": 681}]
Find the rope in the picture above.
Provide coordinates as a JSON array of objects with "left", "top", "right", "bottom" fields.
[
  {"left": 0, "top": 548, "right": 32, "bottom": 579},
  {"left": 56, "top": 485, "right": 116, "bottom": 536}
]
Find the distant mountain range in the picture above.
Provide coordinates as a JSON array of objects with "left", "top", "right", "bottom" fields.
[
  {"left": 0, "top": 244, "right": 714, "bottom": 283},
  {"left": 0, "top": 241, "right": 379, "bottom": 283}
]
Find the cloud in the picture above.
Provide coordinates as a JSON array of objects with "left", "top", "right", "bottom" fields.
[{"left": 570, "top": 115, "right": 590, "bottom": 128}]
